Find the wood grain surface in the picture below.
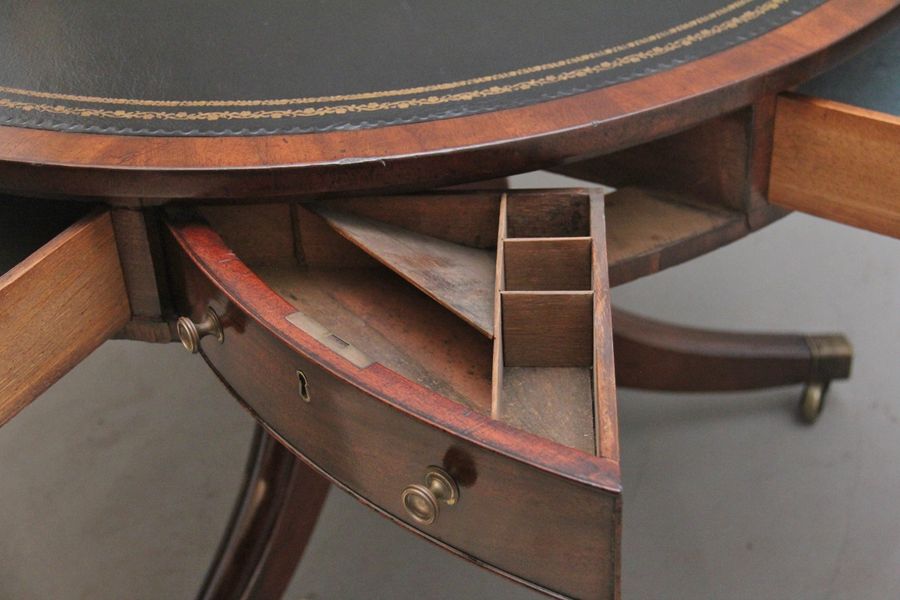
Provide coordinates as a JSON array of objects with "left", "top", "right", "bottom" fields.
[
  {"left": 307, "top": 193, "right": 502, "bottom": 249},
  {"left": 502, "top": 291, "right": 595, "bottom": 367},
  {"left": 554, "top": 101, "right": 774, "bottom": 211},
  {"left": 589, "top": 193, "right": 619, "bottom": 463},
  {"left": 770, "top": 93, "right": 900, "bottom": 237},
  {"left": 611, "top": 308, "right": 846, "bottom": 391},
  {"left": 197, "top": 426, "right": 330, "bottom": 600},
  {"left": 498, "top": 367, "right": 595, "bottom": 455},
  {"left": 504, "top": 237, "right": 593, "bottom": 291},
  {"left": 0, "top": 210, "right": 129, "bottom": 425},
  {"left": 604, "top": 187, "right": 749, "bottom": 286},
  {"left": 256, "top": 264, "right": 493, "bottom": 414},
  {"left": 315, "top": 209, "right": 496, "bottom": 336}
]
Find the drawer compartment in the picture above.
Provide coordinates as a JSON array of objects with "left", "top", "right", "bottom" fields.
[
  {"left": 501, "top": 291, "right": 594, "bottom": 366},
  {"left": 164, "top": 189, "right": 620, "bottom": 599},
  {"left": 503, "top": 237, "right": 593, "bottom": 291},
  {"left": 0, "top": 198, "right": 130, "bottom": 425}
]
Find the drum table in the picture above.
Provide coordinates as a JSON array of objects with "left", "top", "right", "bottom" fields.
[{"left": 1, "top": 2, "right": 898, "bottom": 598}]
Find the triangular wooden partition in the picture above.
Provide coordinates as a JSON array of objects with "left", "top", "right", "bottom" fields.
[
  {"left": 314, "top": 208, "right": 496, "bottom": 337},
  {"left": 312, "top": 191, "right": 615, "bottom": 459}
]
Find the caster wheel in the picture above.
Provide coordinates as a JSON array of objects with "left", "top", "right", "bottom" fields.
[{"left": 799, "top": 381, "right": 829, "bottom": 424}]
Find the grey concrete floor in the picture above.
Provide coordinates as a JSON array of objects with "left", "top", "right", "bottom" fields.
[{"left": 2, "top": 29, "right": 898, "bottom": 600}]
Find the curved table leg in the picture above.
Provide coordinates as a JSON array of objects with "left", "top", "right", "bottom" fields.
[
  {"left": 198, "top": 425, "right": 330, "bottom": 600},
  {"left": 612, "top": 308, "right": 853, "bottom": 423}
]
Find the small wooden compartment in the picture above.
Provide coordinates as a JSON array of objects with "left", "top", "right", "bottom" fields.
[
  {"left": 501, "top": 291, "right": 594, "bottom": 366},
  {"left": 505, "top": 192, "right": 590, "bottom": 238},
  {"left": 503, "top": 237, "right": 592, "bottom": 291},
  {"left": 491, "top": 192, "right": 612, "bottom": 456}
]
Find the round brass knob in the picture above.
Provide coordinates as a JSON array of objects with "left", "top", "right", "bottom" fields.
[
  {"left": 401, "top": 466, "right": 459, "bottom": 525},
  {"left": 176, "top": 307, "right": 224, "bottom": 354}
]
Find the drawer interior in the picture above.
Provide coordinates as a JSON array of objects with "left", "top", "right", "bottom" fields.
[
  {"left": 253, "top": 263, "right": 494, "bottom": 413},
  {"left": 181, "top": 192, "right": 621, "bottom": 599},
  {"left": 196, "top": 190, "right": 615, "bottom": 458},
  {"left": 0, "top": 196, "right": 89, "bottom": 274}
]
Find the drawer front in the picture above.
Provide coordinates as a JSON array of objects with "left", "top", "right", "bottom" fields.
[
  {"left": 166, "top": 222, "right": 621, "bottom": 600},
  {"left": 0, "top": 207, "right": 130, "bottom": 425}
]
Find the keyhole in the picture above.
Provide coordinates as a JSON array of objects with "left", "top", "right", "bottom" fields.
[{"left": 297, "top": 370, "right": 311, "bottom": 402}]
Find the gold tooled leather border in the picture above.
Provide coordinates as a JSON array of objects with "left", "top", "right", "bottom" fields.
[{"left": 0, "top": 0, "right": 789, "bottom": 121}]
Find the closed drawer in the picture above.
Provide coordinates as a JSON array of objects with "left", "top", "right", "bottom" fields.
[
  {"left": 164, "top": 191, "right": 621, "bottom": 599},
  {"left": 0, "top": 198, "right": 130, "bottom": 425}
]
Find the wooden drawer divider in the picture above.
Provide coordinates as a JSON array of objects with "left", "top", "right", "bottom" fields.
[{"left": 492, "top": 192, "right": 614, "bottom": 456}]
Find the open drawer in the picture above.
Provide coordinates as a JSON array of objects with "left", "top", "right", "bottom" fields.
[
  {"left": 163, "top": 190, "right": 621, "bottom": 600},
  {"left": 0, "top": 197, "right": 130, "bottom": 426}
]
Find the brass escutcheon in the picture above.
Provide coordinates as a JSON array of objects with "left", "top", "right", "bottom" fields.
[
  {"left": 296, "top": 370, "right": 311, "bottom": 402},
  {"left": 176, "top": 307, "right": 224, "bottom": 354},
  {"left": 401, "top": 466, "right": 459, "bottom": 525}
]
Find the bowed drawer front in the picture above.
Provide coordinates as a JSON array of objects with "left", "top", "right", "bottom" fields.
[{"left": 164, "top": 190, "right": 622, "bottom": 600}]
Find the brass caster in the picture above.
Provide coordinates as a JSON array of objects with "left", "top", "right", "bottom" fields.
[{"left": 799, "top": 381, "right": 829, "bottom": 424}]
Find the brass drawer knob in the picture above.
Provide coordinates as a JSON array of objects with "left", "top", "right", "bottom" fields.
[
  {"left": 401, "top": 466, "right": 459, "bottom": 525},
  {"left": 176, "top": 307, "right": 224, "bottom": 354}
]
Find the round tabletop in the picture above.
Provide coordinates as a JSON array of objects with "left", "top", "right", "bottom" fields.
[{"left": 0, "top": 0, "right": 896, "bottom": 200}]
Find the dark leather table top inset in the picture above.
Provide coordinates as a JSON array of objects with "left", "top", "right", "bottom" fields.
[{"left": 0, "top": 0, "right": 826, "bottom": 137}]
